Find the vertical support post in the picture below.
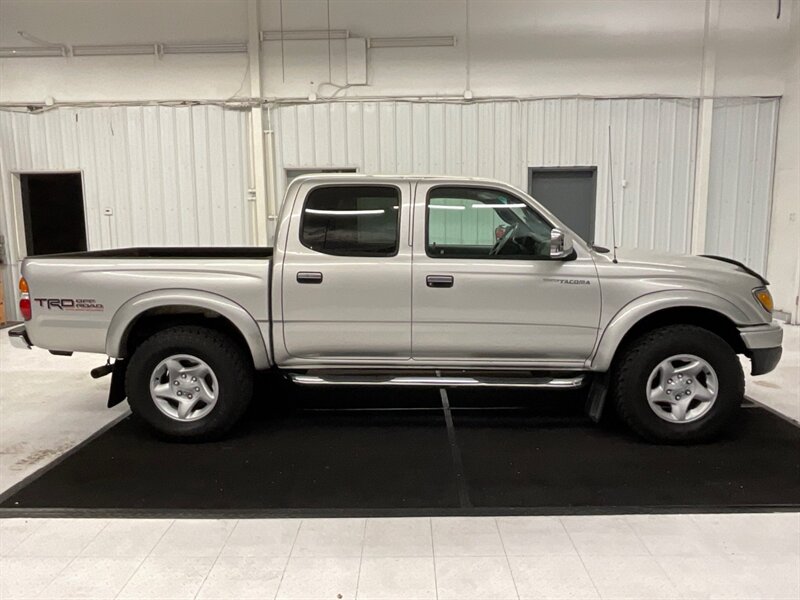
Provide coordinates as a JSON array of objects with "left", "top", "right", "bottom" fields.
[
  {"left": 264, "top": 106, "right": 279, "bottom": 242},
  {"left": 690, "top": 0, "right": 720, "bottom": 254},
  {"left": 248, "top": 0, "right": 269, "bottom": 246},
  {"left": 691, "top": 100, "right": 714, "bottom": 254}
]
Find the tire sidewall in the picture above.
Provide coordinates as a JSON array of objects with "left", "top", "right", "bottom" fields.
[
  {"left": 616, "top": 327, "right": 743, "bottom": 442},
  {"left": 126, "top": 327, "right": 252, "bottom": 440}
]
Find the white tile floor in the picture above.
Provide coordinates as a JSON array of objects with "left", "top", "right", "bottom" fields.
[
  {"left": 1, "top": 325, "right": 798, "bottom": 599},
  {"left": 1, "top": 514, "right": 798, "bottom": 599}
]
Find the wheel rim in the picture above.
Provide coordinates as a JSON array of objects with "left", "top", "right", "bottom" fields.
[
  {"left": 646, "top": 354, "right": 718, "bottom": 423},
  {"left": 149, "top": 354, "right": 219, "bottom": 422}
]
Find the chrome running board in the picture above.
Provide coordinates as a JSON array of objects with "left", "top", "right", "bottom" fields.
[{"left": 289, "top": 373, "right": 587, "bottom": 389}]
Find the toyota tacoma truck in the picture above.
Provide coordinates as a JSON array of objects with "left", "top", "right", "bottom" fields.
[{"left": 8, "top": 174, "right": 783, "bottom": 443}]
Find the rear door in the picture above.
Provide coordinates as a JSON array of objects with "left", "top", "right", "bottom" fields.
[{"left": 280, "top": 181, "right": 412, "bottom": 359}]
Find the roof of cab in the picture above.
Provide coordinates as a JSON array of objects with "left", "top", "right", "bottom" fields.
[{"left": 289, "top": 173, "right": 507, "bottom": 184}]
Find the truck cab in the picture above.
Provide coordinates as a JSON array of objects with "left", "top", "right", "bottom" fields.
[{"left": 274, "top": 175, "right": 600, "bottom": 368}]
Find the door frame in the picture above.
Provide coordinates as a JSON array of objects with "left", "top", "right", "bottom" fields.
[{"left": 528, "top": 166, "right": 598, "bottom": 244}]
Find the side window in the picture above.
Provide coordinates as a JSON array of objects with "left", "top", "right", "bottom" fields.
[
  {"left": 426, "top": 187, "right": 553, "bottom": 259},
  {"left": 300, "top": 185, "right": 400, "bottom": 257}
]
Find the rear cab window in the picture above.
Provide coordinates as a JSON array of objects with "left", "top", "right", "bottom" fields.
[{"left": 300, "top": 185, "right": 401, "bottom": 257}]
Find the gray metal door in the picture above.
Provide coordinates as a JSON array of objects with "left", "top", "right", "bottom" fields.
[{"left": 529, "top": 168, "right": 596, "bottom": 243}]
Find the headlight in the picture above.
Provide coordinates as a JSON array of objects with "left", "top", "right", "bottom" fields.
[{"left": 753, "top": 287, "right": 773, "bottom": 313}]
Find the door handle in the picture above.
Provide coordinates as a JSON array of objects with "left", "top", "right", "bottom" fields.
[
  {"left": 426, "top": 274, "right": 454, "bottom": 288},
  {"left": 297, "top": 271, "right": 323, "bottom": 284}
]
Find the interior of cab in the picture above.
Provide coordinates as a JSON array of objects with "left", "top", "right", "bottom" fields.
[{"left": 426, "top": 187, "right": 553, "bottom": 259}]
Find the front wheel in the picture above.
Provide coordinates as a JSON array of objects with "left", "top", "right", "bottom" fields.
[
  {"left": 611, "top": 325, "right": 743, "bottom": 443},
  {"left": 126, "top": 326, "right": 253, "bottom": 441}
]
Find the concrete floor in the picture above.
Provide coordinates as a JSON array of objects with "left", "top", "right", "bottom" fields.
[
  {"left": 0, "top": 324, "right": 798, "bottom": 599},
  {"left": 740, "top": 323, "right": 800, "bottom": 422},
  {"left": 0, "top": 331, "right": 129, "bottom": 493}
]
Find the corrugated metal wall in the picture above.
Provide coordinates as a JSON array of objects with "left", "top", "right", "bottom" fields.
[
  {"left": 706, "top": 97, "right": 779, "bottom": 272},
  {"left": 0, "top": 105, "right": 252, "bottom": 252},
  {"left": 0, "top": 105, "right": 252, "bottom": 318},
  {"left": 271, "top": 98, "right": 700, "bottom": 252}
]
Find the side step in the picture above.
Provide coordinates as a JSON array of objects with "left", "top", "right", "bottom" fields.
[{"left": 288, "top": 373, "right": 587, "bottom": 389}]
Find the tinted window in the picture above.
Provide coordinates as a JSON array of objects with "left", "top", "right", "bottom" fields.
[
  {"left": 427, "top": 187, "right": 553, "bottom": 259},
  {"left": 300, "top": 186, "right": 400, "bottom": 256}
]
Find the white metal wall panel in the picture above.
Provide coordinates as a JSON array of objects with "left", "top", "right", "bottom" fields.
[
  {"left": 705, "top": 98, "right": 779, "bottom": 273},
  {"left": 0, "top": 105, "right": 251, "bottom": 318},
  {"left": 271, "top": 98, "right": 699, "bottom": 252},
  {"left": 0, "top": 104, "right": 251, "bottom": 250}
]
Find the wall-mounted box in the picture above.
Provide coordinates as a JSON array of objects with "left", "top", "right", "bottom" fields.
[{"left": 346, "top": 38, "right": 367, "bottom": 85}]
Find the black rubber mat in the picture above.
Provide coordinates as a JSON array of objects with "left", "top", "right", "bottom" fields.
[
  {"left": 449, "top": 390, "right": 800, "bottom": 509},
  {"left": 2, "top": 386, "right": 798, "bottom": 516}
]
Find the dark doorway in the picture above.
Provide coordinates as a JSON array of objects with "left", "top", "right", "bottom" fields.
[
  {"left": 529, "top": 168, "right": 597, "bottom": 243},
  {"left": 20, "top": 173, "right": 87, "bottom": 256}
]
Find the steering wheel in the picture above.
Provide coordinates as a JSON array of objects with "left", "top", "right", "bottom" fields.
[{"left": 490, "top": 223, "right": 519, "bottom": 256}]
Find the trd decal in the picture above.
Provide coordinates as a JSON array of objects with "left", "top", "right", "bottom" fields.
[
  {"left": 34, "top": 298, "right": 104, "bottom": 311},
  {"left": 542, "top": 278, "right": 591, "bottom": 285}
]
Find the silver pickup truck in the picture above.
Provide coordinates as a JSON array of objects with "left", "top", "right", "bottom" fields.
[{"left": 9, "top": 174, "right": 783, "bottom": 443}]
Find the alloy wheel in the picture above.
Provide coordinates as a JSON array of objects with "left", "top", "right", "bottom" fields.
[
  {"left": 149, "top": 354, "right": 219, "bottom": 422},
  {"left": 646, "top": 354, "right": 718, "bottom": 423}
]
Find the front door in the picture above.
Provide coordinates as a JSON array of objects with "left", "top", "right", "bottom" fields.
[
  {"left": 281, "top": 182, "right": 412, "bottom": 359},
  {"left": 411, "top": 183, "right": 600, "bottom": 364}
]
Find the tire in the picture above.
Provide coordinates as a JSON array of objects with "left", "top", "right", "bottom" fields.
[
  {"left": 611, "top": 324, "right": 743, "bottom": 444},
  {"left": 125, "top": 325, "right": 253, "bottom": 441}
]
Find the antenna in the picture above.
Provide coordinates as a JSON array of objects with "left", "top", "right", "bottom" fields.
[{"left": 607, "top": 125, "right": 619, "bottom": 264}]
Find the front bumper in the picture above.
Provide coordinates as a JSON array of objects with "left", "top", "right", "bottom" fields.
[
  {"left": 738, "top": 321, "right": 783, "bottom": 376},
  {"left": 8, "top": 325, "right": 32, "bottom": 350}
]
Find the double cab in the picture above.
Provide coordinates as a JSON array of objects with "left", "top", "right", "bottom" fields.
[{"left": 9, "top": 175, "right": 783, "bottom": 443}]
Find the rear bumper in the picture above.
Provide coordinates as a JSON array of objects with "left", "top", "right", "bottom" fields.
[
  {"left": 8, "top": 325, "right": 32, "bottom": 350},
  {"left": 738, "top": 321, "right": 783, "bottom": 376}
]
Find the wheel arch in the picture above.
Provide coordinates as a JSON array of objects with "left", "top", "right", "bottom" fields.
[
  {"left": 591, "top": 291, "right": 748, "bottom": 372},
  {"left": 106, "top": 289, "right": 271, "bottom": 370}
]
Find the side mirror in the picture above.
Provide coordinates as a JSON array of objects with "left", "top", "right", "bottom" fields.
[{"left": 550, "top": 228, "right": 573, "bottom": 259}]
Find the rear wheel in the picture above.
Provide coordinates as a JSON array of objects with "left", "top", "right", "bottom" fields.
[
  {"left": 126, "top": 326, "right": 253, "bottom": 440},
  {"left": 612, "top": 325, "right": 743, "bottom": 443}
]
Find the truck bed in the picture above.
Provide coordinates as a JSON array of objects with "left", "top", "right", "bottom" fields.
[
  {"left": 34, "top": 247, "right": 274, "bottom": 259},
  {"left": 22, "top": 247, "right": 272, "bottom": 356}
]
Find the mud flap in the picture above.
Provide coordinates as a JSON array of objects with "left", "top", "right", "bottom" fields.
[
  {"left": 585, "top": 374, "right": 609, "bottom": 423},
  {"left": 107, "top": 359, "right": 128, "bottom": 408}
]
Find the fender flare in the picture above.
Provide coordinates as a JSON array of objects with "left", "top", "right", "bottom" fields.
[
  {"left": 589, "top": 289, "right": 749, "bottom": 372},
  {"left": 105, "top": 289, "right": 271, "bottom": 370}
]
